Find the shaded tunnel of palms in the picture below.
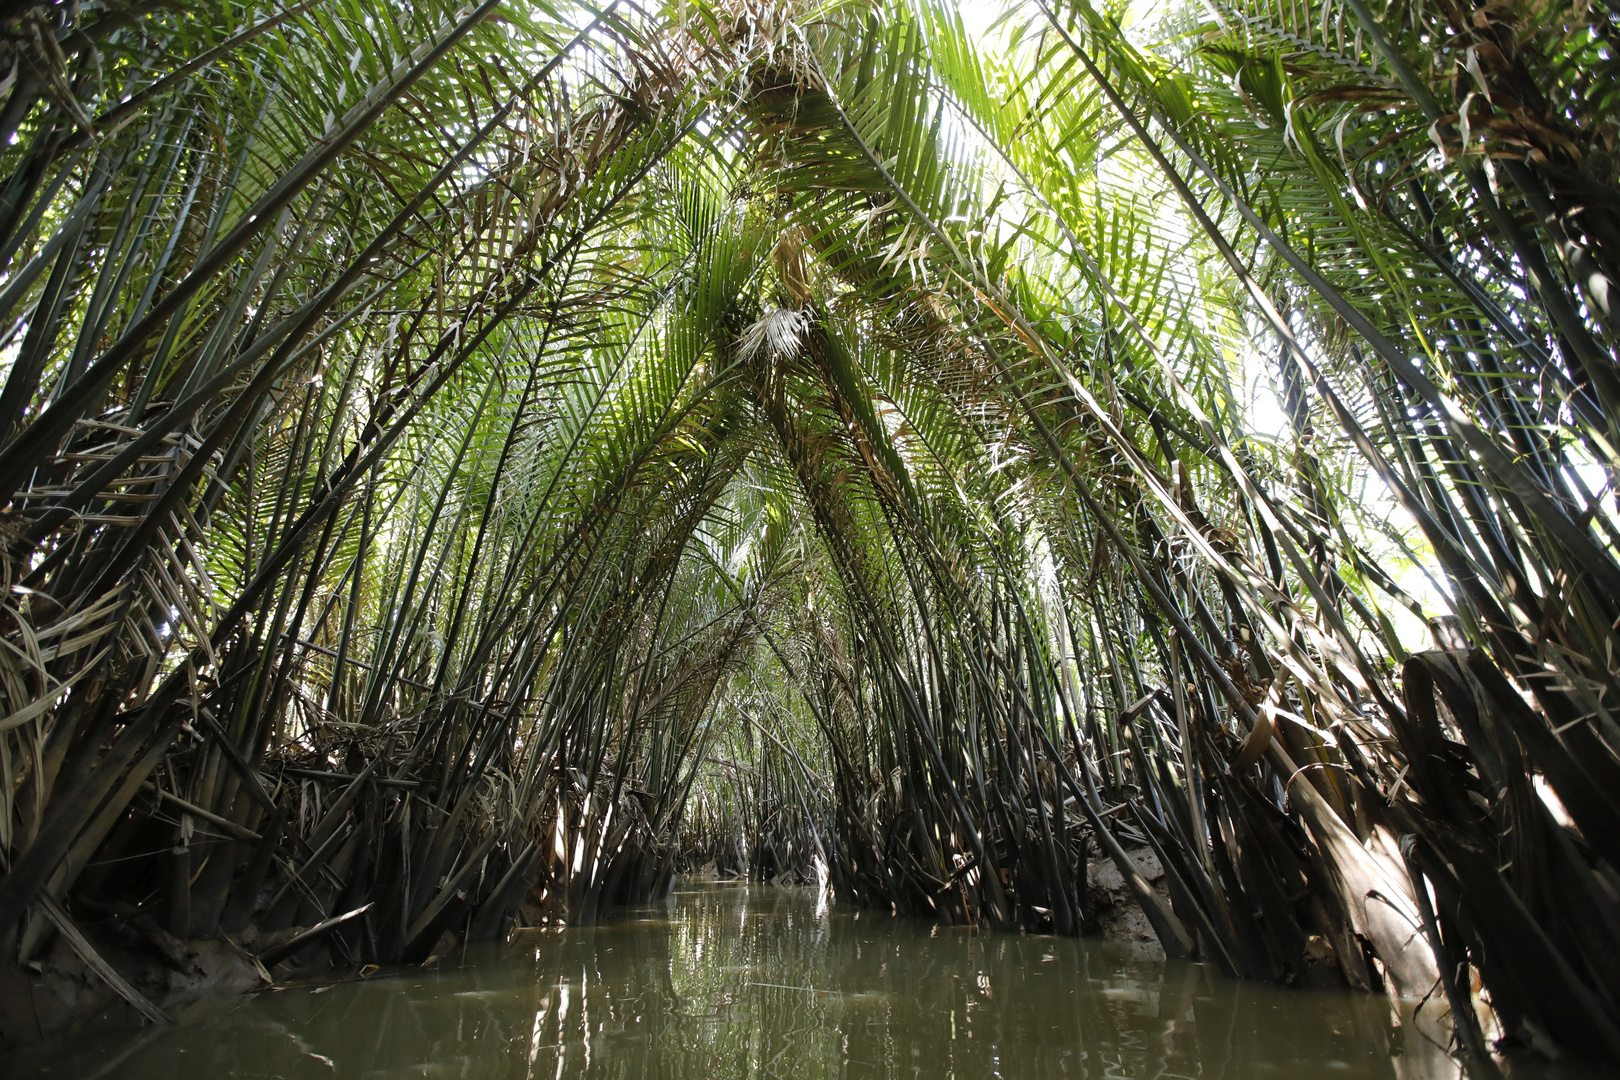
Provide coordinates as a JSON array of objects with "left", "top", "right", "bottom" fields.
[{"left": 0, "top": 0, "right": 1615, "bottom": 1068}]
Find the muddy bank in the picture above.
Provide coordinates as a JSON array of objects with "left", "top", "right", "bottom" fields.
[
  {"left": 0, "top": 908, "right": 381, "bottom": 1048},
  {"left": 1086, "top": 846, "right": 1170, "bottom": 960}
]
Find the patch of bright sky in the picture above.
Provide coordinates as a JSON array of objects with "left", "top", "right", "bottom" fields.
[
  {"left": 956, "top": 0, "right": 1006, "bottom": 38},
  {"left": 956, "top": 0, "right": 1172, "bottom": 43}
]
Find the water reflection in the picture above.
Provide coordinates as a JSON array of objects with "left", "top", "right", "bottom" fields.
[{"left": 8, "top": 881, "right": 1584, "bottom": 1079}]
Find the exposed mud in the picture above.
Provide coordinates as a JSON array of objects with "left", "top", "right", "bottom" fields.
[
  {"left": 0, "top": 915, "right": 314, "bottom": 1048},
  {"left": 1086, "top": 845, "right": 1169, "bottom": 959}
]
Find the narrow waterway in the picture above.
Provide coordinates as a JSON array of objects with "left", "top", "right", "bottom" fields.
[{"left": 7, "top": 881, "right": 1549, "bottom": 1078}]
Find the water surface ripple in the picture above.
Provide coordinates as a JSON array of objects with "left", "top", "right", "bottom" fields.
[{"left": 8, "top": 881, "right": 1555, "bottom": 1078}]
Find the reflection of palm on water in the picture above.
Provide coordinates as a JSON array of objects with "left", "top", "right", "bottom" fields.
[{"left": 22, "top": 880, "right": 1571, "bottom": 1079}]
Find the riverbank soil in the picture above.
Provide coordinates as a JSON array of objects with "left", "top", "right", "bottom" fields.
[
  {"left": 0, "top": 916, "right": 297, "bottom": 1046},
  {"left": 1085, "top": 846, "right": 1168, "bottom": 960}
]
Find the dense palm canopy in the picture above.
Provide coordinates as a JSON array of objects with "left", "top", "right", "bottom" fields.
[{"left": 0, "top": 0, "right": 1616, "bottom": 1066}]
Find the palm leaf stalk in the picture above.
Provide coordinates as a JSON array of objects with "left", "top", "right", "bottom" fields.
[{"left": 1006, "top": 0, "right": 1620, "bottom": 1057}]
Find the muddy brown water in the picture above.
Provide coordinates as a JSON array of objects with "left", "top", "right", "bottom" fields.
[{"left": 5, "top": 880, "right": 1596, "bottom": 1078}]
